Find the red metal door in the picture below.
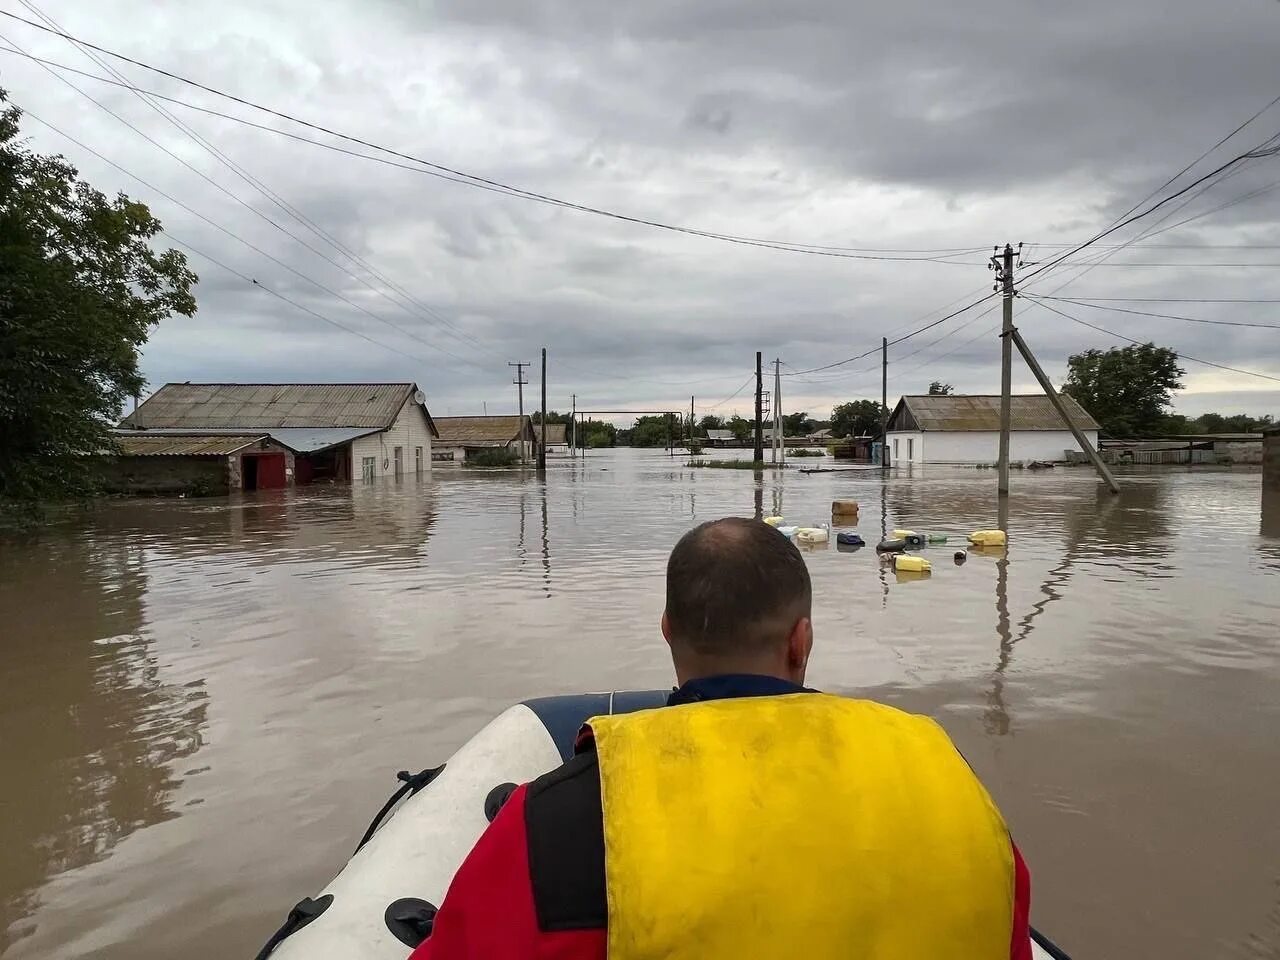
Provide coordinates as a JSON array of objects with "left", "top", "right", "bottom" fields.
[{"left": 253, "top": 454, "right": 288, "bottom": 489}]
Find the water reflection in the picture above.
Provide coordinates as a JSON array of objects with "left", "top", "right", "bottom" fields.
[
  {"left": 0, "top": 532, "right": 208, "bottom": 952},
  {"left": 1, "top": 458, "right": 1276, "bottom": 960}
]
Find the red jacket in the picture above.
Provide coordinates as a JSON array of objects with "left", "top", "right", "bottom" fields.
[{"left": 415, "top": 737, "right": 1033, "bottom": 959}]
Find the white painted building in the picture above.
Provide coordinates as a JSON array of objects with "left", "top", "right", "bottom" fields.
[
  {"left": 119, "top": 382, "right": 438, "bottom": 485},
  {"left": 885, "top": 394, "right": 1100, "bottom": 465}
]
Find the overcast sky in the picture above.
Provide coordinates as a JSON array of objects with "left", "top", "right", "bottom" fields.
[{"left": 4, "top": 0, "right": 1280, "bottom": 422}]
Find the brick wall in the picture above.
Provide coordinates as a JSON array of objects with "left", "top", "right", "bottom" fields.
[{"left": 97, "top": 456, "right": 229, "bottom": 496}]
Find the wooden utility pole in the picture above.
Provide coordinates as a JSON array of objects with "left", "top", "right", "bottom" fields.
[
  {"left": 570, "top": 393, "right": 577, "bottom": 454},
  {"left": 509, "top": 361, "right": 529, "bottom": 463},
  {"left": 881, "top": 336, "right": 889, "bottom": 468},
  {"left": 538, "top": 348, "right": 547, "bottom": 473},
  {"left": 1010, "top": 329, "right": 1120, "bottom": 494},
  {"left": 997, "top": 243, "right": 1015, "bottom": 495},
  {"left": 754, "top": 351, "right": 764, "bottom": 463},
  {"left": 690, "top": 396, "right": 695, "bottom": 448},
  {"left": 773, "top": 358, "right": 784, "bottom": 464}
]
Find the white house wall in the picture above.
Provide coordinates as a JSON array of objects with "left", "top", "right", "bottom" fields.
[
  {"left": 887, "top": 429, "right": 1098, "bottom": 464},
  {"left": 350, "top": 399, "right": 434, "bottom": 479}
]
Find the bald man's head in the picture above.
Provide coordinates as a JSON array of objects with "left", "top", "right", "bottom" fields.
[{"left": 664, "top": 518, "right": 813, "bottom": 664}]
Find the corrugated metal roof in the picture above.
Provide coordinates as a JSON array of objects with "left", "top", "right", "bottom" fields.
[
  {"left": 706, "top": 429, "right": 735, "bottom": 440},
  {"left": 257, "top": 427, "right": 380, "bottom": 453},
  {"left": 894, "top": 394, "right": 1100, "bottom": 432},
  {"left": 435, "top": 416, "right": 529, "bottom": 445},
  {"left": 121, "top": 383, "right": 419, "bottom": 429},
  {"left": 535, "top": 423, "right": 567, "bottom": 445},
  {"left": 111, "top": 433, "right": 267, "bottom": 456},
  {"left": 112, "top": 426, "right": 380, "bottom": 453}
]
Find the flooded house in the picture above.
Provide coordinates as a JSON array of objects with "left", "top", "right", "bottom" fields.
[
  {"left": 110, "top": 382, "right": 438, "bottom": 492},
  {"left": 432, "top": 416, "right": 540, "bottom": 463},
  {"left": 536, "top": 422, "right": 569, "bottom": 453},
  {"left": 885, "top": 394, "right": 1099, "bottom": 465}
]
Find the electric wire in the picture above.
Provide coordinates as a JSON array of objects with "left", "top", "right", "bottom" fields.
[
  {"left": 0, "top": 14, "right": 992, "bottom": 263},
  {"left": 1025, "top": 295, "right": 1280, "bottom": 330},
  {"left": 1028, "top": 299, "right": 1280, "bottom": 385},
  {"left": 1, "top": 16, "right": 498, "bottom": 363}
]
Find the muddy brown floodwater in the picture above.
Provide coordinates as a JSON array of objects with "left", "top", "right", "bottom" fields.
[{"left": 2, "top": 451, "right": 1279, "bottom": 959}]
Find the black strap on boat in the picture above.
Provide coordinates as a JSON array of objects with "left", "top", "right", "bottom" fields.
[
  {"left": 252, "top": 895, "right": 333, "bottom": 960},
  {"left": 1030, "top": 926, "right": 1072, "bottom": 960},
  {"left": 353, "top": 765, "right": 445, "bottom": 855}
]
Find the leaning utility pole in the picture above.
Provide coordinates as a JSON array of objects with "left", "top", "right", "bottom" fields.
[
  {"left": 1010, "top": 329, "right": 1120, "bottom": 494},
  {"left": 881, "top": 337, "right": 889, "bottom": 468},
  {"left": 538, "top": 348, "right": 548, "bottom": 474},
  {"left": 754, "top": 351, "right": 764, "bottom": 463},
  {"left": 997, "top": 243, "right": 1015, "bottom": 496},
  {"left": 509, "top": 361, "right": 529, "bottom": 464}
]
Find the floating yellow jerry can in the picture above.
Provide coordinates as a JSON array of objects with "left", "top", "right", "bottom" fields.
[
  {"left": 894, "top": 554, "right": 931, "bottom": 573},
  {"left": 968, "top": 530, "right": 1007, "bottom": 547},
  {"left": 796, "top": 527, "right": 829, "bottom": 544},
  {"left": 763, "top": 516, "right": 784, "bottom": 527},
  {"left": 892, "top": 529, "right": 916, "bottom": 540}
]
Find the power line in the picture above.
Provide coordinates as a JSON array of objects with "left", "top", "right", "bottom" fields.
[
  {"left": 1024, "top": 242, "right": 1280, "bottom": 250},
  {"left": 16, "top": 103, "right": 497, "bottom": 371},
  {"left": 1025, "top": 295, "right": 1280, "bottom": 329},
  {"left": 1028, "top": 298, "right": 1280, "bottom": 385},
  {"left": 704, "top": 375, "right": 757, "bottom": 411},
  {"left": 0, "top": 15, "right": 990, "bottom": 264},
  {"left": 1018, "top": 131, "right": 1280, "bottom": 289},
  {"left": 1029, "top": 261, "right": 1280, "bottom": 268},
  {"left": 1052, "top": 297, "right": 1280, "bottom": 304},
  {"left": 780, "top": 291, "right": 998, "bottom": 378},
  {"left": 0, "top": 17, "right": 498, "bottom": 364}
]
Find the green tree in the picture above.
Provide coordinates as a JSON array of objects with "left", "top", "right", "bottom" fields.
[
  {"left": 697, "top": 414, "right": 725, "bottom": 436},
  {"left": 1062, "top": 343, "right": 1184, "bottom": 437},
  {"left": 0, "top": 96, "right": 197, "bottom": 513},
  {"left": 831, "top": 400, "right": 885, "bottom": 438},
  {"left": 928, "top": 381, "right": 954, "bottom": 396},
  {"left": 783, "top": 411, "right": 814, "bottom": 435},
  {"left": 1196, "top": 412, "right": 1273, "bottom": 433},
  {"left": 629, "top": 415, "right": 676, "bottom": 447},
  {"left": 531, "top": 411, "right": 571, "bottom": 425},
  {"left": 727, "top": 415, "right": 752, "bottom": 443}
]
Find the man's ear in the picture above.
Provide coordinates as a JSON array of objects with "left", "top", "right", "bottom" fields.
[
  {"left": 787, "top": 617, "right": 813, "bottom": 673},
  {"left": 661, "top": 610, "right": 673, "bottom": 648}
]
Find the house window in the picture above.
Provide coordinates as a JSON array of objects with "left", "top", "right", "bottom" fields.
[
  {"left": 394, "top": 446, "right": 403, "bottom": 477},
  {"left": 415, "top": 446, "right": 424, "bottom": 474},
  {"left": 908, "top": 438, "right": 914, "bottom": 461},
  {"left": 361, "top": 456, "right": 376, "bottom": 482},
  {"left": 893, "top": 438, "right": 899, "bottom": 460},
  {"left": 431, "top": 451, "right": 455, "bottom": 462}
]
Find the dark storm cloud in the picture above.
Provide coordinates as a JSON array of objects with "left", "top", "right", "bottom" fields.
[{"left": 4, "top": 0, "right": 1278, "bottom": 417}]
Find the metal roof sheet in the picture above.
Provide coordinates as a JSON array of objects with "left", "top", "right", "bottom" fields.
[
  {"left": 111, "top": 433, "right": 267, "bottom": 456},
  {"left": 121, "top": 383, "right": 418, "bottom": 429},
  {"left": 535, "top": 423, "right": 567, "bottom": 445},
  {"left": 112, "top": 426, "right": 381, "bottom": 453},
  {"left": 894, "top": 394, "right": 1100, "bottom": 432},
  {"left": 435, "top": 416, "right": 529, "bottom": 444}
]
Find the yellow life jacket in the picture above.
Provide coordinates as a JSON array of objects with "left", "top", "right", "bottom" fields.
[{"left": 588, "top": 693, "right": 1014, "bottom": 960}]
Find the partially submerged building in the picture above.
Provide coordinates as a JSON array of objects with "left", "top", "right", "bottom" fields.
[
  {"left": 885, "top": 394, "right": 1099, "bottom": 465},
  {"left": 114, "top": 382, "right": 437, "bottom": 490},
  {"left": 433, "top": 416, "right": 539, "bottom": 463}
]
